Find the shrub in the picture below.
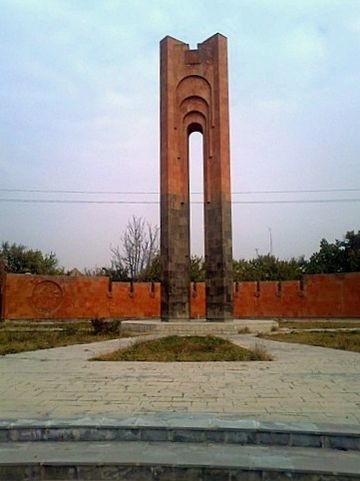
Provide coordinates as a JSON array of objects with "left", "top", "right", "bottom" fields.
[{"left": 91, "top": 318, "right": 121, "bottom": 335}]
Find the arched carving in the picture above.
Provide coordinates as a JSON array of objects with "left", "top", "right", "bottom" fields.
[
  {"left": 182, "top": 111, "right": 206, "bottom": 130},
  {"left": 180, "top": 95, "right": 209, "bottom": 111},
  {"left": 176, "top": 75, "right": 211, "bottom": 103},
  {"left": 176, "top": 75, "right": 213, "bottom": 128}
]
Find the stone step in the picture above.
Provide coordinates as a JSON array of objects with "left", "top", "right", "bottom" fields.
[
  {"left": 1, "top": 441, "right": 360, "bottom": 480},
  {"left": 1, "top": 415, "right": 360, "bottom": 451}
]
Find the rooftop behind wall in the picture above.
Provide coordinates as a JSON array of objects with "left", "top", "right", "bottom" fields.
[{"left": 1, "top": 272, "right": 360, "bottom": 320}]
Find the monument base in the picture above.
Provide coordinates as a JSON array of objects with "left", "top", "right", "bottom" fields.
[{"left": 121, "top": 319, "right": 278, "bottom": 336}]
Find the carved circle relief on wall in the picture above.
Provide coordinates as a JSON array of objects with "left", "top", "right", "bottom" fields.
[{"left": 32, "top": 281, "right": 64, "bottom": 315}]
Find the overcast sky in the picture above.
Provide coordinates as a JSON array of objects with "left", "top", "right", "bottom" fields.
[{"left": 1, "top": 0, "right": 359, "bottom": 270}]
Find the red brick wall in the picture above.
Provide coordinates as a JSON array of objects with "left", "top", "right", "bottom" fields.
[
  {"left": 190, "top": 282, "right": 206, "bottom": 319},
  {"left": 0, "top": 268, "right": 5, "bottom": 319},
  {"left": 1, "top": 275, "right": 161, "bottom": 320},
  {"left": 1, "top": 272, "right": 360, "bottom": 320}
]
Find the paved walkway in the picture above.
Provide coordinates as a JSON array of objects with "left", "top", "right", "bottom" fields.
[{"left": 1, "top": 335, "right": 359, "bottom": 425}]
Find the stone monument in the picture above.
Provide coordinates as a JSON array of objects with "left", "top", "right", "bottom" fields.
[{"left": 160, "top": 34, "right": 233, "bottom": 322}]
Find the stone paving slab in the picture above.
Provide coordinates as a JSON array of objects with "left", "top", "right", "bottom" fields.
[{"left": 0, "top": 334, "right": 359, "bottom": 425}]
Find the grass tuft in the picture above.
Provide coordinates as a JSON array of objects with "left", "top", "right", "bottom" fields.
[
  {"left": 250, "top": 343, "right": 273, "bottom": 361},
  {"left": 93, "top": 335, "right": 273, "bottom": 362},
  {"left": 238, "top": 326, "right": 250, "bottom": 334}
]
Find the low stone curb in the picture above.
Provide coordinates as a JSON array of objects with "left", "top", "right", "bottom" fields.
[
  {"left": 1, "top": 414, "right": 360, "bottom": 451},
  {"left": 1, "top": 441, "right": 360, "bottom": 480}
]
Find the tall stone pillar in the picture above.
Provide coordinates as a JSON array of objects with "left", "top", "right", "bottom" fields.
[{"left": 160, "top": 34, "right": 233, "bottom": 321}]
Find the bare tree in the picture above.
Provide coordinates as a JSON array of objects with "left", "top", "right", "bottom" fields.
[{"left": 111, "top": 216, "right": 159, "bottom": 281}]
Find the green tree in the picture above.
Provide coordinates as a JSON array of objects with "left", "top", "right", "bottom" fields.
[
  {"left": 343, "top": 230, "right": 360, "bottom": 271},
  {"left": 233, "top": 258, "right": 256, "bottom": 281},
  {"left": 233, "top": 255, "right": 305, "bottom": 281},
  {"left": 190, "top": 255, "right": 205, "bottom": 282},
  {"left": 305, "top": 230, "right": 360, "bottom": 274},
  {"left": 136, "top": 254, "right": 205, "bottom": 282},
  {"left": 0, "top": 241, "right": 62, "bottom": 275},
  {"left": 103, "top": 263, "right": 129, "bottom": 281}
]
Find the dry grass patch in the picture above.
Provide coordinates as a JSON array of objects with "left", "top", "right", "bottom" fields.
[
  {"left": 260, "top": 331, "right": 360, "bottom": 353},
  {"left": 278, "top": 320, "right": 360, "bottom": 330},
  {"left": 0, "top": 320, "right": 135, "bottom": 355},
  {"left": 93, "top": 335, "right": 273, "bottom": 362}
]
